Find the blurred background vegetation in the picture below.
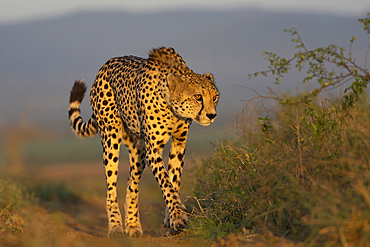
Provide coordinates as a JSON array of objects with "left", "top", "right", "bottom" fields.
[{"left": 0, "top": 6, "right": 369, "bottom": 247}]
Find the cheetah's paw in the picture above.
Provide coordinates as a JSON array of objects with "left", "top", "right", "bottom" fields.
[
  {"left": 108, "top": 226, "right": 125, "bottom": 238},
  {"left": 125, "top": 225, "right": 143, "bottom": 238},
  {"left": 170, "top": 204, "right": 188, "bottom": 231}
]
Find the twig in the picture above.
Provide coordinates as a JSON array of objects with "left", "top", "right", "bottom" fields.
[
  {"left": 365, "top": 45, "right": 370, "bottom": 70},
  {"left": 339, "top": 227, "right": 349, "bottom": 247},
  {"left": 354, "top": 181, "right": 370, "bottom": 207},
  {"left": 0, "top": 202, "right": 17, "bottom": 215},
  {"left": 190, "top": 194, "right": 206, "bottom": 215},
  {"left": 295, "top": 106, "right": 304, "bottom": 179}
]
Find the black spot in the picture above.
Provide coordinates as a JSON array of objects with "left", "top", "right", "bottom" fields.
[
  {"left": 113, "top": 157, "right": 118, "bottom": 162},
  {"left": 173, "top": 174, "right": 177, "bottom": 182},
  {"left": 107, "top": 170, "right": 112, "bottom": 177},
  {"left": 180, "top": 131, "right": 187, "bottom": 137},
  {"left": 178, "top": 153, "right": 184, "bottom": 160},
  {"left": 156, "top": 157, "right": 163, "bottom": 164}
]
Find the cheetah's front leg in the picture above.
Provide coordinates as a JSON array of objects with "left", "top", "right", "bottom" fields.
[
  {"left": 145, "top": 142, "right": 188, "bottom": 231},
  {"left": 164, "top": 120, "right": 190, "bottom": 228}
]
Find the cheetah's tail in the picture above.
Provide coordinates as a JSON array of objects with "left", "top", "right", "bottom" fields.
[{"left": 68, "top": 80, "right": 97, "bottom": 138}]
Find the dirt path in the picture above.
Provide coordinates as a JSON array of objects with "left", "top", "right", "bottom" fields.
[
  {"left": 1, "top": 162, "right": 298, "bottom": 246},
  {"left": 1, "top": 201, "right": 209, "bottom": 247},
  {"left": 1, "top": 161, "right": 209, "bottom": 246}
]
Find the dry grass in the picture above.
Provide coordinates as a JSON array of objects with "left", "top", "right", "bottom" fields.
[{"left": 0, "top": 179, "right": 32, "bottom": 236}]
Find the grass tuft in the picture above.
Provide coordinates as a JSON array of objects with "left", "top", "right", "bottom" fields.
[{"left": 0, "top": 179, "right": 33, "bottom": 235}]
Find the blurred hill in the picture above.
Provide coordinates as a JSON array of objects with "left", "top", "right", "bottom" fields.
[{"left": 0, "top": 9, "right": 369, "bottom": 134}]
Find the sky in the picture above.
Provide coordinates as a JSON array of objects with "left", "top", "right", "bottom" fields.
[{"left": 1, "top": 0, "right": 369, "bottom": 24}]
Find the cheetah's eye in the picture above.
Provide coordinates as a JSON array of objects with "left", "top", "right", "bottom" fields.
[
  {"left": 213, "top": 95, "right": 219, "bottom": 103},
  {"left": 194, "top": 94, "right": 203, "bottom": 101}
]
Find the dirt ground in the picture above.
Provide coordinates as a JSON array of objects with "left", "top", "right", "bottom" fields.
[{"left": 0, "top": 161, "right": 298, "bottom": 246}]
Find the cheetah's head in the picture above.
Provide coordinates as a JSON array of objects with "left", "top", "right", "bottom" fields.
[{"left": 166, "top": 72, "right": 219, "bottom": 126}]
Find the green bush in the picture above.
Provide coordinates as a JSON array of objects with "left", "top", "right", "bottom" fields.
[
  {"left": 32, "top": 181, "right": 81, "bottom": 204},
  {"left": 190, "top": 99, "right": 370, "bottom": 244},
  {"left": 189, "top": 13, "right": 370, "bottom": 246}
]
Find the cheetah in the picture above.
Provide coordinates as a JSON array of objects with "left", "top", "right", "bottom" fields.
[{"left": 68, "top": 47, "right": 219, "bottom": 238}]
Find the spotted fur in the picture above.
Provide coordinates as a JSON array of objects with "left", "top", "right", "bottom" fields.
[{"left": 68, "top": 47, "right": 219, "bottom": 238}]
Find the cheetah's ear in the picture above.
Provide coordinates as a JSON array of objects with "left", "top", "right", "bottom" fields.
[
  {"left": 203, "top": 73, "right": 214, "bottom": 82},
  {"left": 166, "top": 73, "right": 183, "bottom": 93}
]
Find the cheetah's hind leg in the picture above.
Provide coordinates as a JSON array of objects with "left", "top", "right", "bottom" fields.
[{"left": 123, "top": 138, "right": 145, "bottom": 238}]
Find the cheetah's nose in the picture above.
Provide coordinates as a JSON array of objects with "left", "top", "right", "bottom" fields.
[{"left": 206, "top": 113, "right": 217, "bottom": 120}]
